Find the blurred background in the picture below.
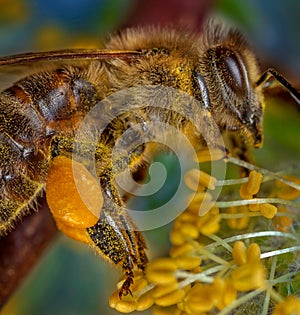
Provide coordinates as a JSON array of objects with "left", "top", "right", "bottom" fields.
[{"left": 0, "top": 0, "right": 299, "bottom": 314}]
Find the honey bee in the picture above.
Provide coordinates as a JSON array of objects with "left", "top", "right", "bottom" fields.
[{"left": 0, "top": 21, "right": 299, "bottom": 297}]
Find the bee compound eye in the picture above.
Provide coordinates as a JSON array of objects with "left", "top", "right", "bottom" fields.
[
  {"left": 213, "top": 47, "right": 249, "bottom": 97},
  {"left": 224, "top": 53, "right": 243, "bottom": 90}
]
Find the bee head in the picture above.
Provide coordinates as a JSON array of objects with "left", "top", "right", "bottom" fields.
[{"left": 194, "top": 23, "right": 265, "bottom": 148}]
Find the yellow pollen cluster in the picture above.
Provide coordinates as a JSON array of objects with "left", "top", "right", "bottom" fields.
[
  {"left": 226, "top": 205, "right": 249, "bottom": 229},
  {"left": 272, "top": 295, "right": 300, "bottom": 315},
  {"left": 231, "top": 241, "right": 266, "bottom": 291},
  {"left": 276, "top": 176, "right": 300, "bottom": 200},
  {"left": 110, "top": 239, "right": 267, "bottom": 314},
  {"left": 239, "top": 170, "right": 278, "bottom": 219},
  {"left": 239, "top": 170, "right": 263, "bottom": 199},
  {"left": 225, "top": 170, "right": 299, "bottom": 232},
  {"left": 109, "top": 151, "right": 300, "bottom": 314}
]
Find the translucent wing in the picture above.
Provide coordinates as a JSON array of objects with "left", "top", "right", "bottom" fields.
[
  {"left": 0, "top": 49, "right": 142, "bottom": 66},
  {"left": 0, "top": 49, "right": 142, "bottom": 90}
]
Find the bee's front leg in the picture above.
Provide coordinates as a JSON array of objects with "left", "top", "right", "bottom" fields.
[{"left": 224, "top": 132, "right": 254, "bottom": 176}]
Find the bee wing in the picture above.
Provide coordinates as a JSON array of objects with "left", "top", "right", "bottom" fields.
[
  {"left": 0, "top": 64, "right": 47, "bottom": 90},
  {"left": 0, "top": 49, "right": 142, "bottom": 66},
  {"left": 0, "top": 49, "right": 142, "bottom": 90}
]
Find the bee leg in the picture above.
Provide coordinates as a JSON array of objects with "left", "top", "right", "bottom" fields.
[
  {"left": 86, "top": 176, "right": 148, "bottom": 297},
  {"left": 49, "top": 136, "right": 148, "bottom": 295},
  {"left": 225, "top": 132, "right": 253, "bottom": 176}
]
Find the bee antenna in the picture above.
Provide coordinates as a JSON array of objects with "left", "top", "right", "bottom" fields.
[{"left": 256, "top": 68, "right": 300, "bottom": 106}]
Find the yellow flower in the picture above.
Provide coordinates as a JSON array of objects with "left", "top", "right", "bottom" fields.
[
  {"left": 184, "top": 169, "right": 217, "bottom": 191},
  {"left": 259, "top": 203, "right": 277, "bottom": 219},
  {"left": 194, "top": 206, "right": 221, "bottom": 235},
  {"left": 232, "top": 241, "right": 261, "bottom": 265},
  {"left": 226, "top": 206, "right": 250, "bottom": 230},
  {"left": 109, "top": 150, "right": 300, "bottom": 314},
  {"left": 273, "top": 206, "right": 293, "bottom": 231},
  {"left": 273, "top": 296, "right": 300, "bottom": 315},
  {"left": 178, "top": 283, "right": 215, "bottom": 313},
  {"left": 211, "top": 278, "right": 237, "bottom": 310},
  {"left": 240, "top": 170, "right": 263, "bottom": 199},
  {"left": 151, "top": 305, "right": 183, "bottom": 315},
  {"left": 231, "top": 262, "right": 266, "bottom": 291},
  {"left": 276, "top": 176, "right": 300, "bottom": 200},
  {"left": 109, "top": 291, "right": 138, "bottom": 313},
  {"left": 146, "top": 258, "right": 178, "bottom": 285},
  {"left": 196, "top": 148, "right": 225, "bottom": 163}
]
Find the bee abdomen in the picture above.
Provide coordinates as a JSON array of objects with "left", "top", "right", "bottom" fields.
[
  {"left": 0, "top": 131, "right": 47, "bottom": 234},
  {"left": 0, "top": 66, "right": 101, "bottom": 235},
  {"left": 0, "top": 170, "right": 44, "bottom": 234}
]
